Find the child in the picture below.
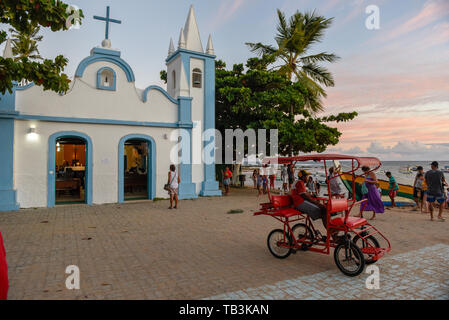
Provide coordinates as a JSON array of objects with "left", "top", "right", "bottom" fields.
[
  {"left": 386, "top": 172, "right": 399, "bottom": 207},
  {"left": 413, "top": 173, "right": 424, "bottom": 212}
]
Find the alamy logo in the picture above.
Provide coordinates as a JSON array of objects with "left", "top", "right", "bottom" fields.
[
  {"left": 65, "top": 265, "right": 80, "bottom": 290},
  {"left": 365, "top": 5, "right": 380, "bottom": 30},
  {"left": 365, "top": 265, "right": 380, "bottom": 290}
]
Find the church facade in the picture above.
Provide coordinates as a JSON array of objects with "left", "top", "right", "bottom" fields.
[{"left": 0, "top": 6, "right": 221, "bottom": 212}]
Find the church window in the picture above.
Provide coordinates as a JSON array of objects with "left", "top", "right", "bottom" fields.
[
  {"left": 192, "top": 68, "right": 202, "bottom": 88},
  {"left": 172, "top": 70, "right": 176, "bottom": 89},
  {"left": 97, "top": 67, "right": 116, "bottom": 91}
]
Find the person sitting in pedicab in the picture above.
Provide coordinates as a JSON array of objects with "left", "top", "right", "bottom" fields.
[{"left": 292, "top": 170, "right": 328, "bottom": 228}]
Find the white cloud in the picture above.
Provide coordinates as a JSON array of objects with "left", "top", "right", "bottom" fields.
[{"left": 328, "top": 140, "right": 449, "bottom": 161}]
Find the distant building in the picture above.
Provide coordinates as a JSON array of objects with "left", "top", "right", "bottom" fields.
[{"left": 0, "top": 5, "right": 221, "bottom": 211}]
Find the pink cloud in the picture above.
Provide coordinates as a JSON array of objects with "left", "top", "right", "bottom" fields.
[{"left": 381, "top": 0, "right": 449, "bottom": 41}]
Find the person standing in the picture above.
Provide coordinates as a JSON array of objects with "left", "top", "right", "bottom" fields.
[
  {"left": 256, "top": 169, "right": 263, "bottom": 197},
  {"left": 413, "top": 173, "right": 425, "bottom": 212},
  {"left": 358, "top": 166, "right": 384, "bottom": 220},
  {"left": 223, "top": 167, "right": 233, "bottom": 196},
  {"left": 413, "top": 166, "right": 425, "bottom": 211},
  {"left": 386, "top": 172, "right": 399, "bottom": 208},
  {"left": 281, "top": 165, "right": 288, "bottom": 193},
  {"left": 287, "top": 164, "right": 295, "bottom": 191},
  {"left": 306, "top": 176, "right": 317, "bottom": 196},
  {"left": 425, "top": 161, "right": 446, "bottom": 221},
  {"left": 269, "top": 164, "right": 276, "bottom": 190},
  {"left": 252, "top": 169, "right": 258, "bottom": 189},
  {"left": 328, "top": 167, "right": 342, "bottom": 197},
  {"left": 167, "top": 164, "right": 180, "bottom": 209}
]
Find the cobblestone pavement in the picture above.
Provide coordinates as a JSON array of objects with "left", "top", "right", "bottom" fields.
[
  {"left": 0, "top": 189, "right": 448, "bottom": 300},
  {"left": 204, "top": 244, "right": 449, "bottom": 300}
]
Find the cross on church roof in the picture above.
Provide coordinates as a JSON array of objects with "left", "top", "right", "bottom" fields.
[{"left": 93, "top": 6, "right": 121, "bottom": 40}]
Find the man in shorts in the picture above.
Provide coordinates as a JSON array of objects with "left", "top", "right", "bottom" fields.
[
  {"left": 425, "top": 161, "right": 447, "bottom": 221},
  {"left": 291, "top": 170, "right": 328, "bottom": 228}
]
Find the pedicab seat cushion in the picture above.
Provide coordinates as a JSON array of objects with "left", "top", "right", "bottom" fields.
[
  {"left": 330, "top": 217, "right": 367, "bottom": 228},
  {"left": 327, "top": 199, "right": 348, "bottom": 214},
  {"left": 273, "top": 208, "right": 301, "bottom": 218},
  {"left": 271, "top": 195, "right": 293, "bottom": 208}
]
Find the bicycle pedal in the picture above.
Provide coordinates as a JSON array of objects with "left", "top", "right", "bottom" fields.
[{"left": 300, "top": 244, "right": 309, "bottom": 251}]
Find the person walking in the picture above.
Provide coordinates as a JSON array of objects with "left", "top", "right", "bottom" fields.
[
  {"left": 413, "top": 166, "right": 425, "bottom": 211},
  {"left": 223, "top": 167, "right": 233, "bottom": 196},
  {"left": 425, "top": 161, "right": 446, "bottom": 221},
  {"left": 357, "top": 166, "right": 384, "bottom": 220},
  {"left": 386, "top": 172, "right": 399, "bottom": 208},
  {"left": 167, "top": 165, "right": 180, "bottom": 209}
]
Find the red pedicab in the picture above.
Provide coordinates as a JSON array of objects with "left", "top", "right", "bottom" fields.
[{"left": 255, "top": 154, "right": 391, "bottom": 276}]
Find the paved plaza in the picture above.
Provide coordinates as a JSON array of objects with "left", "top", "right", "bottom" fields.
[{"left": 0, "top": 189, "right": 448, "bottom": 300}]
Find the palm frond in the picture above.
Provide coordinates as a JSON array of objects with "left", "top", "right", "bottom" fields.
[{"left": 301, "top": 63, "right": 335, "bottom": 87}]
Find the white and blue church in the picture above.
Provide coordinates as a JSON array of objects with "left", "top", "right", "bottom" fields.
[{"left": 0, "top": 5, "right": 221, "bottom": 212}]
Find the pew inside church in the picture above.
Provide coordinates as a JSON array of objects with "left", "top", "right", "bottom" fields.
[
  {"left": 55, "top": 138, "right": 86, "bottom": 204},
  {"left": 124, "top": 140, "right": 149, "bottom": 200}
]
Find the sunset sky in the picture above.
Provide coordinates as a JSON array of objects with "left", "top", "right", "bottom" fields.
[{"left": 2, "top": 0, "right": 448, "bottom": 160}]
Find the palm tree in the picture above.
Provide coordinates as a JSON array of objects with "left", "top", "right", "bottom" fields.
[
  {"left": 246, "top": 10, "right": 339, "bottom": 113},
  {"left": 9, "top": 25, "right": 43, "bottom": 62}
]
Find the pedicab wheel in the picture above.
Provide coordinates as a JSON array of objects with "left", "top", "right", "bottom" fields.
[
  {"left": 334, "top": 242, "right": 365, "bottom": 277},
  {"left": 353, "top": 234, "right": 380, "bottom": 265},
  {"left": 267, "top": 229, "right": 292, "bottom": 259},
  {"left": 292, "top": 223, "right": 314, "bottom": 250}
]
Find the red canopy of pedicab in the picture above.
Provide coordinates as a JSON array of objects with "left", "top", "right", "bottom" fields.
[{"left": 263, "top": 154, "right": 381, "bottom": 171}]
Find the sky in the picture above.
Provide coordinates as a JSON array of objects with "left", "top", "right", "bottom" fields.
[{"left": 2, "top": 0, "right": 449, "bottom": 161}]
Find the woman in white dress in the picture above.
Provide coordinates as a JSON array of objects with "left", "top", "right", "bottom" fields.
[{"left": 168, "top": 164, "right": 181, "bottom": 209}]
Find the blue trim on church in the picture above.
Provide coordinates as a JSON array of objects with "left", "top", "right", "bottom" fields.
[
  {"left": 96, "top": 67, "right": 117, "bottom": 91},
  {"left": 177, "top": 97, "right": 197, "bottom": 200},
  {"left": 48, "top": 131, "right": 93, "bottom": 207},
  {"left": 118, "top": 134, "right": 156, "bottom": 203},
  {"left": 76, "top": 47, "right": 135, "bottom": 82},
  {"left": 0, "top": 85, "right": 19, "bottom": 212},
  {"left": 167, "top": 49, "right": 221, "bottom": 197},
  {"left": 142, "top": 85, "right": 178, "bottom": 104}
]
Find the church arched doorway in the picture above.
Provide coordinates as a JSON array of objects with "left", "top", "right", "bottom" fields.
[
  {"left": 118, "top": 134, "right": 156, "bottom": 202},
  {"left": 48, "top": 131, "right": 93, "bottom": 207}
]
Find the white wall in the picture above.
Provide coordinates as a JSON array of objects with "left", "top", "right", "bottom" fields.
[
  {"left": 14, "top": 120, "right": 182, "bottom": 208},
  {"left": 190, "top": 58, "right": 205, "bottom": 194},
  {"left": 15, "top": 61, "right": 178, "bottom": 124}
]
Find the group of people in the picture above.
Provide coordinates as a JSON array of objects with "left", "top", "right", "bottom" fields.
[
  {"left": 412, "top": 162, "right": 447, "bottom": 221},
  {"left": 251, "top": 165, "right": 273, "bottom": 196},
  {"left": 359, "top": 161, "right": 447, "bottom": 222}
]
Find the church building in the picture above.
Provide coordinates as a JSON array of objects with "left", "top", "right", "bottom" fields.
[{"left": 0, "top": 5, "right": 221, "bottom": 212}]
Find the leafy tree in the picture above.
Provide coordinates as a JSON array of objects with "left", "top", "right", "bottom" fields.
[
  {"left": 9, "top": 25, "right": 43, "bottom": 61},
  {"left": 0, "top": 0, "right": 84, "bottom": 94},
  {"left": 246, "top": 9, "right": 339, "bottom": 113},
  {"left": 215, "top": 56, "right": 357, "bottom": 158}
]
